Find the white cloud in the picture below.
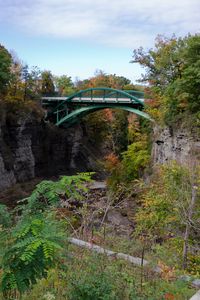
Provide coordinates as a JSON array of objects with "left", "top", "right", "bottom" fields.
[{"left": 0, "top": 0, "right": 199, "bottom": 48}]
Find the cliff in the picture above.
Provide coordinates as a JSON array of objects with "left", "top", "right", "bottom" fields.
[
  {"left": 1, "top": 101, "right": 200, "bottom": 191},
  {"left": 152, "top": 124, "right": 200, "bottom": 165},
  {"left": 0, "top": 104, "right": 98, "bottom": 190}
]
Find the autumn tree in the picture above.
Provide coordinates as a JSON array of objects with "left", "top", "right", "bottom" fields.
[
  {"left": 135, "top": 162, "right": 200, "bottom": 269},
  {"left": 104, "top": 117, "right": 150, "bottom": 188},
  {"left": 27, "top": 66, "right": 42, "bottom": 98},
  {"left": 8, "top": 51, "right": 23, "bottom": 98},
  {"left": 131, "top": 34, "right": 200, "bottom": 122},
  {"left": 75, "top": 70, "right": 131, "bottom": 91},
  {"left": 78, "top": 71, "right": 132, "bottom": 154}
]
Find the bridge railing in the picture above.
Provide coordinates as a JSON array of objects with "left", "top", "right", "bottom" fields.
[{"left": 41, "top": 88, "right": 144, "bottom": 106}]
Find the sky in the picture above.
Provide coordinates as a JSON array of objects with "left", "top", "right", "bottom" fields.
[{"left": 0, "top": 0, "right": 199, "bottom": 83}]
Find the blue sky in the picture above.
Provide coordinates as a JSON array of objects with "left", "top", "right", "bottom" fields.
[{"left": 0, "top": 0, "right": 199, "bottom": 83}]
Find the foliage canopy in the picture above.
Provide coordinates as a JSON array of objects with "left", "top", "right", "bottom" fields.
[{"left": 132, "top": 34, "right": 200, "bottom": 122}]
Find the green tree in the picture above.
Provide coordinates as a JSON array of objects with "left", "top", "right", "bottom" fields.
[
  {"left": 175, "top": 35, "right": 200, "bottom": 112},
  {"left": 110, "top": 109, "right": 129, "bottom": 155},
  {"left": 131, "top": 34, "right": 200, "bottom": 121},
  {"left": 135, "top": 162, "right": 200, "bottom": 269},
  {"left": 54, "top": 75, "right": 75, "bottom": 96},
  {"left": 0, "top": 44, "right": 12, "bottom": 95},
  {"left": 121, "top": 137, "right": 150, "bottom": 181},
  {"left": 105, "top": 120, "right": 150, "bottom": 188},
  {"left": 41, "top": 71, "right": 55, "bottom": 96}
]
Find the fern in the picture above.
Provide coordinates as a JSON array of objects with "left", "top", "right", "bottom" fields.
[
  {"left": 0, "top": 173, "right": 94, "bottom": 298},
  {"left": 0, "top": 204, "right": 11, "bottom": 228},
  {"left": 1, "top": 212, "right": 67, "bottom": 297},
  {"left": 21, "top": 172, "right": 94, "bottom": 215}
]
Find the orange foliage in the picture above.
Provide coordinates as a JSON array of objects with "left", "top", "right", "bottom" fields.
[
  {"left": 104, "top": 153, "right": 120, "bottom": 171},
  {"left": 158, "top": 261, "right": 176, "bottom": 281},
  {"left": 164, "top": 293, "right": 175, "bottom": 300},
  {"left": 104, "top": 108, "right": 114, "bottom": 121},
  {"left": 145, "top": 98, "right": 160, "bottom": 108},
  {"left": 144, "top": 87, "right": 162, "bottom": 109},
  {"left": 128, "top": 113, "right": 138, "bottom": 124}
]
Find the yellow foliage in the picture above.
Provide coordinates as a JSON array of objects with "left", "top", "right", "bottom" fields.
[{"left": 158, "top": 261, "right": 176, "bottom": 281}]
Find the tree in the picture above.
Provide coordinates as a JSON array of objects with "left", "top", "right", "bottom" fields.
[
  {"left": 110, "top": 109, "right": 129, "bottom": 155},
  {"left": 121, "top": 137, "right": 150, "bottom": 181},
  {"left": 135, "top": 162, "right": 200, "bottom": 269},
  {"left": 21, "top": 64, "right": 29, "bottom": 101},
  {"left": 41, "top": 71, "right": 55, "bottom": 96},
  {"left": 0, "top": 44, "right": 12, "bottom": 95},
  {"left": 131, "top": 34, "right": 200, "bottom": 120},
  {"left": 54, "top": 75, "right": 75, "bottom": 96},
  {"left": 131, "top": 35, "right": 184, "bottom": 90},
  {"left": 176, "top": 35, "right": 200, "bottom": 112},
  {"left": 104, "top": 119, "right": 150, "bottom": 188},
  {"left": 77, "top": 71, "right": 132, "bottom": 154},
  {"left": 108, "top": 74, "right": 131, "bottom": 89},
  {"left": 8, "top": 60, "right": 42, "bottom": 101},
  {"left": 28, "top": 66, "right": 42, "bottom": 98},
  {"left": 8, "top": 51, "right": 23, "bottom": 98},
  {"left": 75, "top": 70, "right": 131, "bottom": 91}
]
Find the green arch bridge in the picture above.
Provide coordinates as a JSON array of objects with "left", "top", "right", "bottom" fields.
[{"left": 41, "top": 87, "right": 151, "bottom": 127}]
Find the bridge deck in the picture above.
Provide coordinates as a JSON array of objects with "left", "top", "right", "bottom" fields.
[{"left": 42, "top": 97, "right": 144, "bottom": 105}]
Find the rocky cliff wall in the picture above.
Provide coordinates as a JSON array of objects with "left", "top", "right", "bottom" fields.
[
  {"left": 0, "top": 107, "right": 97, "bottom": 191},
  {"left": 152, "top": 125, "right": 200, "bottom": 165}
]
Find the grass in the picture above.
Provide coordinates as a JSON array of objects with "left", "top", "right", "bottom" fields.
[{"left": 17, "top": 245, "right": 196, "bottom": 300}]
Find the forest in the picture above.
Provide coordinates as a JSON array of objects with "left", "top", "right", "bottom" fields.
[{"left": 0, "top": 33, "right": 200, "bottom": 299}]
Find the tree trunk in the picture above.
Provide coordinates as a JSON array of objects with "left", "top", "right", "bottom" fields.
[{"left": 182, "top": 184, "right": 197, "bottom": 269}]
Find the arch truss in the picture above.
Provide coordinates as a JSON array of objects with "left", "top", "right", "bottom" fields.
[{"left": 41, "top": 87, "right": 152, "bottom": 126}]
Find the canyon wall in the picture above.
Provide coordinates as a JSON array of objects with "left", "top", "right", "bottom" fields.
[
  {"left": 0, "top": 107, "right": 97, "bottom": 190},
  {"left": 1, "top": 103, "right": 200, "bottom": 191},
  {"left": 152, "top": 124, "right": 200, "bottom": 165}
]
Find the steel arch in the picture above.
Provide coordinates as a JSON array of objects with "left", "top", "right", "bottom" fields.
[{"left": 56, "top": 105, "right": 152, "bottom": 127}]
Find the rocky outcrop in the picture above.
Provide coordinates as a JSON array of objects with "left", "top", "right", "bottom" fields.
[
  {"left": 0, "top": 107, "right": 98, "bottom": 191},
  {"left": 152, "top": 125, "right": 200, "bottom": 165}
]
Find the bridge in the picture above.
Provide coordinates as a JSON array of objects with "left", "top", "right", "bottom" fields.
[{"left": 41, "top": 87, "right": 151, "bottom": 127}]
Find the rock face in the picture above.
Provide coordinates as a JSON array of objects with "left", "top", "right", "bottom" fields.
[
  {"left": 152, "top": 125, "right": 200, "bottom": 165},
  {"left": 1, "top": 103, "right": 200, "bottom": 191},
  {"left": 0, "top": 108, "right": 97, "bottom": 191}
]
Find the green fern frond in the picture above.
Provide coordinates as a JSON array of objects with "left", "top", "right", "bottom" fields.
[
  {"left": 0, "top": 173, "right": 94, "bottom": 297},
  {"left": 0, "top": 204, "right": 11, "bottom": 228}
]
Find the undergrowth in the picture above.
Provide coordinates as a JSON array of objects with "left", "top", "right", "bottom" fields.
[
  {"left": 20, "top": 247, "right": 195, "bottom": 300},
  {"left": 0, "top": 172, "right": 197, "bottom": 299}
]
